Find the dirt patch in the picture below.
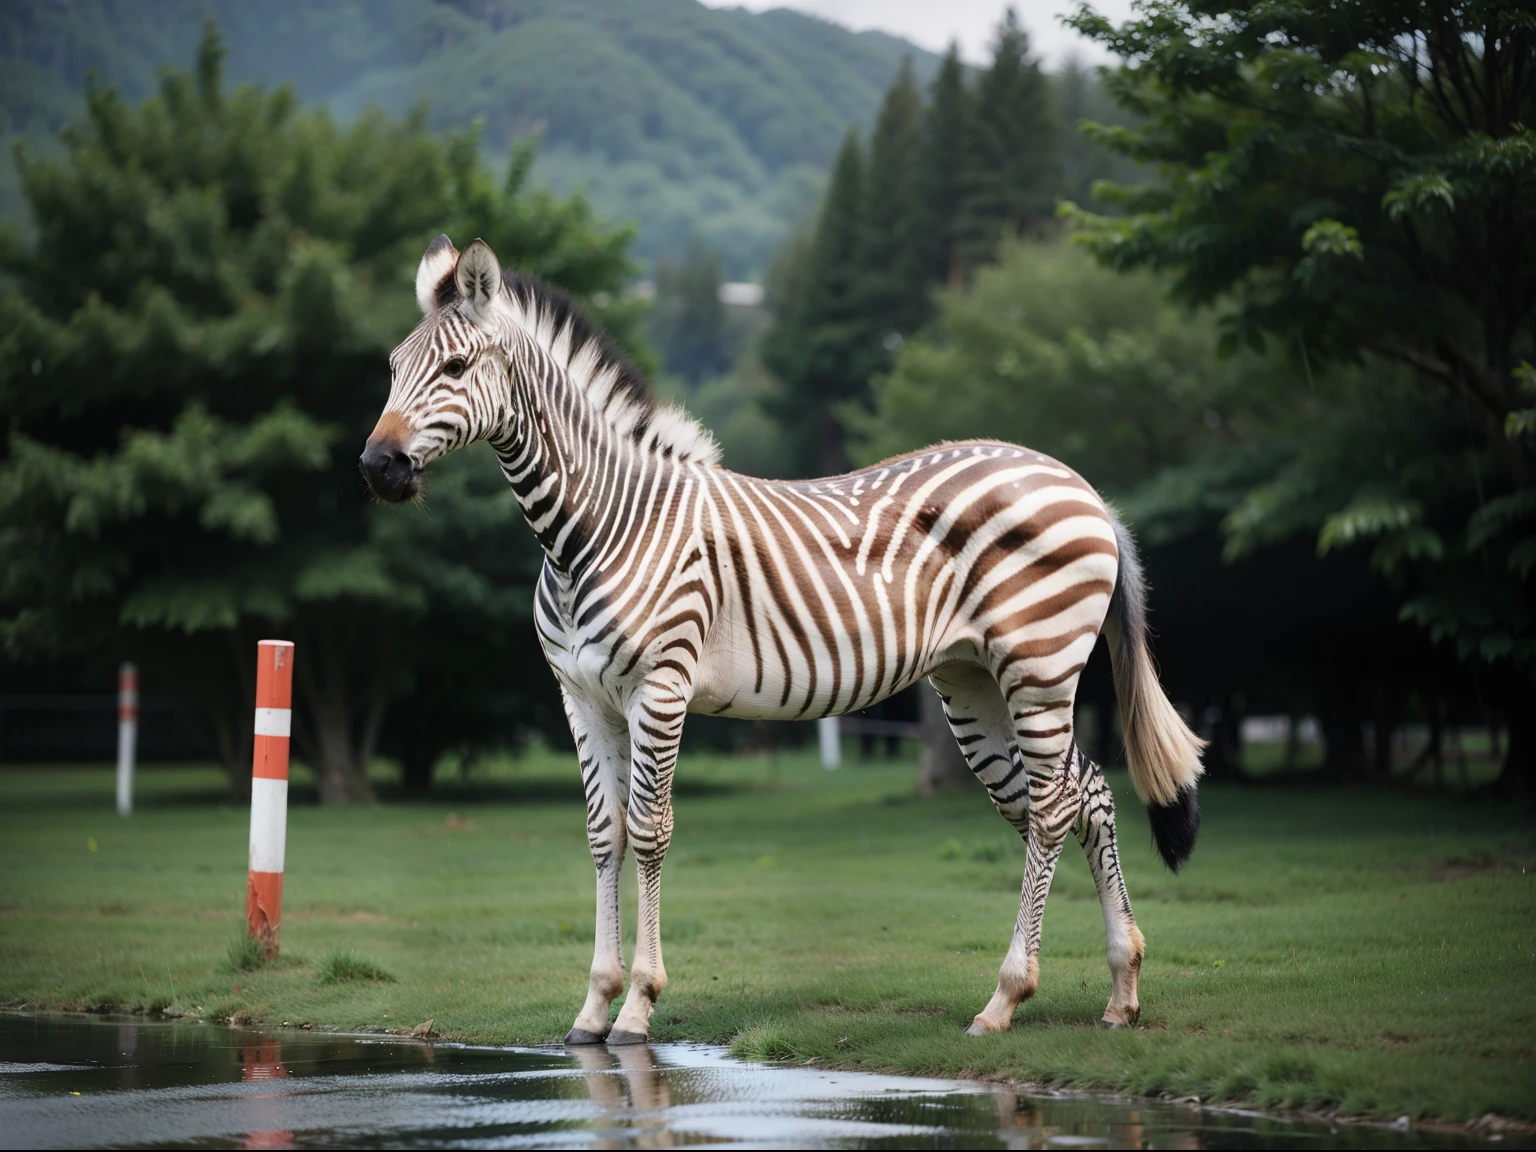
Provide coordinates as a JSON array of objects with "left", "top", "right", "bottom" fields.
[{"left": 1430, "top": 858, "right": 1499, "bottom": 881}]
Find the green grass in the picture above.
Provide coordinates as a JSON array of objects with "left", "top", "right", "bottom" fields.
[
  {"left": 316, "top": 948, "right": 395, "bottom": 986},
  {"left": 1, "top": 751, "right": 1532, "bottom": 1125}
]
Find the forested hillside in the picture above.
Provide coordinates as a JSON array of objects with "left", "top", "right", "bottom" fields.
[{"left": 0, "top": 0, "right": 937, "bottom": 274}]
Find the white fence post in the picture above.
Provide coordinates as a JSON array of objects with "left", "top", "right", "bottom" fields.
[
  {"left": 116, "top": 663, "right": 137, "bottom": 816},
  {"left": 817, "top": 716, "right": 841, "bottom": 770}
]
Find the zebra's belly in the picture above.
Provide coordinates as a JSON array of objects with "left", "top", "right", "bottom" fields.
[{"left": 688, "top": 631, "right": 961, "bottom": 722}]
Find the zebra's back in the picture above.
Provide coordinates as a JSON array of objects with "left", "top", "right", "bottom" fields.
[{"left": 691, "top": 440, "right": 1119, "bottom": 721}]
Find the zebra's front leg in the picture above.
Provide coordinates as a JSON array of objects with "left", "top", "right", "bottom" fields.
[
  {"left": 563, "top": 693, "right": 631, "bottom": 1045},
  {"left": 967, "top": 757, "right": 1081, "bottom": 1035},
  {"left": 1071, "top": 748, "right": 1145, "bottom": 1028},
  {"left": 608, "top": 685, "right": 687, "bottom": 1044}
]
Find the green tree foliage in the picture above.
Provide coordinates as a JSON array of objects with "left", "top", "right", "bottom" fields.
[
  {"left": 915, "top": 47, "right": 974, "bottom": 289},
  {"left": 858, "top": 59, "right": 928, "bottom": 343},
  {"left": 0, "top": 27, "right": 641, "bottom": 799},
  {"left": 852, "top": 240, "right": 1282, "bottom": 487},
  {"left": 650, "top": 238, "right": 728, "bottom": 386},
  {"left": 1054, "top": 56, "right": 1142, "bottom": 210},
  {"left": 1066, "top": 0, "right": 1535, "bottom": 785},
  {"left": 757, "top": 14, "right": 1080, "bottom": 477},
  {"left": 955, "top": 9, "right": 1060, "bottom": 268},
  {"left": 759, "top": 132, "right": 872, "bottom": 476},
  {"left": 1, "top": 0, "right": 941, "bottom": 275}
]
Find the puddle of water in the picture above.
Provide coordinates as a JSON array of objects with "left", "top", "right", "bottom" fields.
[{"left": 0, "top": 1013, "right": 1484, "bottom": 1150}]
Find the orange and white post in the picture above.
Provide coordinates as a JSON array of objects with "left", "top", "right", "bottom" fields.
[
  {"left": 247, "top": 640, "right": 294, "bottom": 959},
  {"left": 116, "top": 662, "right": 137, "bottom": 817}
]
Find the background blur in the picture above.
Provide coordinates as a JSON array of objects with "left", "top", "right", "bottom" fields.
[{"left": 2, "top": 0, "right": 1531, "bottom": 803}]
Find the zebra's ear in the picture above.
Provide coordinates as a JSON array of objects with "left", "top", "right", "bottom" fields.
[
  {"left": 415, "top": 235, "right": 460, "bottom": 315},
  {"left": 455, "top": 238, "right": 503, "bottom": 324}
]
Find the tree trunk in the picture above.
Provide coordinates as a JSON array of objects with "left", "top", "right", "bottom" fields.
[
  {"left": 396, "top": 693, "right": 441, "bottom": 797},
  {"left": 210, "top": 703, "right": 252, "bottom": 803},
  {"left": 1370, "top": 680, "right": 1397, "bottom": 784},
  {"left": 1199, "top": 695, "right": 1244, "bottom": 783},
  {"left": 214, "top": 631, "right": 257, "bottom": 801},
  {"left": 1498, "top": 703, "right": 1534, "bottom": 802},
  {"left": 310, "top": 697, "right": 377, "bottom": 804},
  {"left": 1283, "top": 714, "right": 1301, "bottom": 772},
  {"left": 917, "top": 683, "right": 970, "bottom": 795},
  {"left": 1319, "top": 703, "right": 1368, "bottom": 782},
  {"left": 289, "top": 617, "right": 384, "bottom": 804}
]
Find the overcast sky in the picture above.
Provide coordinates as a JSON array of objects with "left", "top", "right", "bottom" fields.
[{"left": 700, "top": 0, "right": 1138, "bottom": 67}]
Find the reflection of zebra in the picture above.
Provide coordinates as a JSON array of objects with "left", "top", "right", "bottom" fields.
[{"left": 362, "top": 237, "right": 1206, "bottom": 1043}]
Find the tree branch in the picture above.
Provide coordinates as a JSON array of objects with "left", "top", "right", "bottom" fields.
[{"left": 1364, "top": 339, "right": 1505, "bottom": 419}]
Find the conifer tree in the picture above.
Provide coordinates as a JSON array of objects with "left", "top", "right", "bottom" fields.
[
  {"left": 857, "top": 57, "right": 927, "bottom": 351},
  {"left": 651, "top": 238, "right": 728, "bottom": 385},
  {"left": 917, "top": 44, "right": 974, "bottom": 289},
  {"left": 956, "top": 8, "right": 1059, "bottom": 267},
  {"left": 760, "top": 130, "right": 871, "bottom": 476}
]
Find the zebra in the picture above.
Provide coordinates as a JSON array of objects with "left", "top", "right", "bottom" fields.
[{"left": 361, "top": 236, "right": 1205, "bottom": 1045}]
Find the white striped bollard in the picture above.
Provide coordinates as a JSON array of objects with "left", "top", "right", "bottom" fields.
[
  {"left": 247, "top": 640, "right": 294, "bottom": 959},
  {"left": 116, "top": 663, "right": 137, "bottom": 816}
]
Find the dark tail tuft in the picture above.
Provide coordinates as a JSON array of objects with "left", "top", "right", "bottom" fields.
[{"left": 1147, "top": 785, "right": 1200, "bottom": 872}]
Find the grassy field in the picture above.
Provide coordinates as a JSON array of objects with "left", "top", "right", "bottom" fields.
[{"left": 1, "top": 749, "right": 1532, "bottom": 1126}]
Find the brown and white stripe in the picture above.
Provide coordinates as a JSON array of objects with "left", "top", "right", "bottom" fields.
[{"left": 361, "top": 236, "right": 1205, "bottom": 1044}]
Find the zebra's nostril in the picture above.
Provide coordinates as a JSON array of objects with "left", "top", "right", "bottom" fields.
[{"left": 360, "top": 439, "right": 417, "bottom": 502}]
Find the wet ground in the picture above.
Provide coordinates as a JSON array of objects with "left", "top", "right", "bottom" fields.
[{"left": 0, "top": 1013, "right": 1488, "bottom": 1149}]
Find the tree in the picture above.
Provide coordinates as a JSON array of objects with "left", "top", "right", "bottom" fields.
[
  {"left": 650, "top": 238, "right": 728, "bottom": 386},
  {"left": 955, "top": 8, "right": 1060, "bottom": 267},
  {"left": 851, "top": 239, "right": 1282, "bottom": 488},
  {"left": 759, "top": 131, "right": 873, "bottom": 475},
  {"left": 916, "top": 45, "right": 975, "bottom": 288},
  {"left": 1054, "top": 56, "right": 1143, "bottom": 209},
  {"left": 0, "top": 25, "right": 642, "bottom": 800},
  {"left": 858, "top": 57, "right": 928, "bottom": 348},
  {"left": 1066, "top": 0, "right": 1536, "bottom": 789}
]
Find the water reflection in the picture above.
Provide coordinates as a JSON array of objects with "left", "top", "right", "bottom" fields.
[
  {"left": 569, "top": 1044, "right": 675, "bottom": 1148},
  {"left": 240, "top": 1037, "right": 293, "bottom": 1150},
  {"left": 0, "top": 1013, "right": 1485, "bottom": 1150}
]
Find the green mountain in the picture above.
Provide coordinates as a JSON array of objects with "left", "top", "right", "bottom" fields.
[{"left": 2, "top": 0, "right": 938, "bottom": 275}]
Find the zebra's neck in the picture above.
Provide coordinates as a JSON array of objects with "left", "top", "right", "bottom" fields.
[{"left": 492, "top": 348, "right": 666, "bottom": 577}]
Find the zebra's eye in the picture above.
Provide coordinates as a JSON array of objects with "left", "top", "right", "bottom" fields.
[{"left": 442, "top": 357, "right": 467, "bottom": 379}]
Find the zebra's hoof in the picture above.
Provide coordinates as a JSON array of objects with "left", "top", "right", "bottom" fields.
[
  {"left": 1099, "top": 1005, "right": 1139, "bottom": 1029},
  {"left": 565, "top": 1027, "right": 609, "bottom": 1045},
  {"left": 606, "top": 1029, "right": 649, "bottom": 1046}
]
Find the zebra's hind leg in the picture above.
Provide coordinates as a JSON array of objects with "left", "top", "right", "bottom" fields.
[
  {"left": 967, "top": 760, "right": 1079, "bottom": 1035},
  {"left": 562, "top": 693, "right": 631, "bottom": 1045},
  {"left": 934, "top": 662, "right": 1088, "bottom": 1035},
  {"left": 1070, "top": 747, "right": 1145, "bottom": 1028},
  {"left": 928, "top": 665, "right": 1065, "bottom": 1035}
]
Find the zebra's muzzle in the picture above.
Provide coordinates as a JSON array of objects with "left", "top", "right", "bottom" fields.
[{"left": 359, "top": 438, "right": 420, "bottom": 503}]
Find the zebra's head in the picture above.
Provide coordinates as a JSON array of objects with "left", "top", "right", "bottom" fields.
[{"left": 360, "top": 235, "right": 510, "bottom": 503}]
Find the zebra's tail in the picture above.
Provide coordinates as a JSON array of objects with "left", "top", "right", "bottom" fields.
[{"left": 1102, "top": 508, "right": 1206, "bottom": 872}]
